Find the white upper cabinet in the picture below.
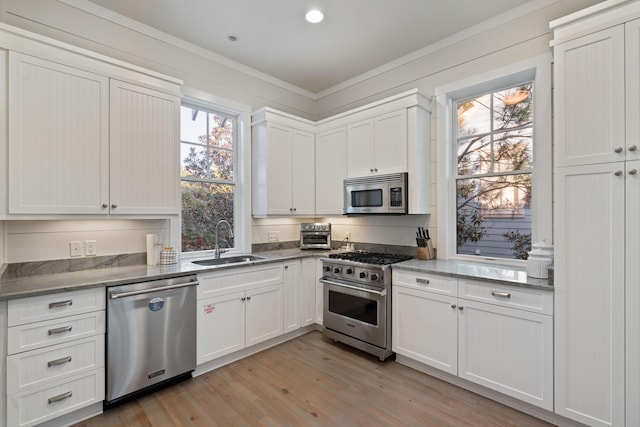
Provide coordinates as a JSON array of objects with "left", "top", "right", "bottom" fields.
[
  {"left": 8, "top": 52, "right": 109, "bottom": 214},
  {"left": 252, "top": 111, "right": 315, "bottom": 217},
  {"left": 315, "top": 127, "right": 347, "bottom": 215},
  {"left": 109, "top": 80, "right": 180, "bottom": 215},
  {"left": 553, "top": 25, "right": 627, "bottom": 167},
  {"left": 346, "top": 109, "right": 407, "bottom": 177},
  {"left": 4, "top": 31, "right": 182, "bottom": 216}
]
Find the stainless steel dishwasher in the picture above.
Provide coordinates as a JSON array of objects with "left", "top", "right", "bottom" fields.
[{"left": 105, "top": 275, "right": 198, "bottom": 407}]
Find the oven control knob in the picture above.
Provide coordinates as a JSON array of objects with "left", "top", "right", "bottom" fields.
[
  {"left": 370, "top": 273, "right": 380, "bottom": 281},
  {"left": 346, "top": 268, "right": 354, "bottom": 275},
  {"left": 334, "top": 267, "right": 342, "bottom": 274},
  {"left": 359, "top": 271, "right": 368, "bottom": 279},
  {"left": 324, "top": 266, "right": 331, "bottom": 272}
]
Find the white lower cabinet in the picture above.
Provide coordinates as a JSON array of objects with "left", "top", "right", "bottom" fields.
[
  {"left": 196, "top": 264, "right": 285, "bottom": 364},
  {"left": 283, "top": 261, "right": 300, "bottom": 334},
  {"left": 392, "top": 270, "right": 553, "bottom": 410},
  {"left": 5, "top": 288, "right": 105, "bottom": 427},
  {"left": 299, "top": 258, "right": 316, "bottom": 327}
]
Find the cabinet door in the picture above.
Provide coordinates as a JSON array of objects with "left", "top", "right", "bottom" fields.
[
  {"left": 245, "top": 284, "right": 283, "bottom": 347},
  {"left": 374, "top": 109, "right": 407, "bottom": 174},
  {"left": 392, "top": 285, "right": 457, "bottom": 375},
  {"left": 458, "top": 299, "right": 553, "bottom": 410},
  {"left": 628, "top": 19, "right": 640, "bottom": 164},
  {"left": 315, "top": 258, "right": 324, "bottom": 325},
  {"left": 109, "top": 80, "right": 180, "bottom": 214},
  {"left": 554, "top": 26, "right": 625, "bottom": 167},
  {"left": 291, "top": 130, "right": 315, "bottom": 215},
  {"left": 315, "top": 127, "right": 347, "bottom": 215},
  {"left": 347, "top": 119, "right": 375, "bottom": 177},
  {"left": 627, "top": 160, "right": 640, "bottom": 426},
  {"left": 264, "top": 123, "right": 293, "bottom": 215},
  {"left": 299, "top": 258, "right": 316, "bottom": 327},
  {"left": 283, "top": 261, "right": 300, "bottom": 334},
  {"left": 197, "top": 291, "right": 246, "bottom": 364},
  {"left": 8, "top": 52, "right": 109, "bottom": 214},
  {"left": 554, "top": 163, "right": 625, "bottom": 426}
]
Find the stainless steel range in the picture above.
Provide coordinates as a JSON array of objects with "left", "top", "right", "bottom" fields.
[{"left": 320, "top": 251, "right": 412, "bottom": 361}]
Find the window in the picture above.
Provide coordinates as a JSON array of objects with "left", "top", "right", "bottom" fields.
[
  {"left": 455, "top": 83, "right": 533, "bottom": 260},
  {"left": 180, "top": 103, "right": 237, "bottom": 253}
]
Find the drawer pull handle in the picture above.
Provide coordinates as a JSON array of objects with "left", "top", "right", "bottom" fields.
[
  {"left": 48, "top": 356, "right": 72, "bottom": 367},
  {"left": 416, "top": 278, "right": 430, "bottom": 285},
  {"left": 49, "top": 300, "right": 73, "bottom": 309},
  {"left": 48, "top": 326, "right": 73, "bottom": 335},
  {"left": 491, "top": 290, "right": 511, "bottom": 298},
  {"left": 48, "top": 391, "right": 72, "bottom": 404}
]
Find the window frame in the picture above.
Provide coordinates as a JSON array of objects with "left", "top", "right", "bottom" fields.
[
  {"left": 435, "top": 55, "right": 552, "bottom": 266},
  {"left": 177, "top": 92, "right": 252, "bottom": 259}
]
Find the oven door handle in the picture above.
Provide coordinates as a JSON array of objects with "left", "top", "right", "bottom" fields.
[{"left": 320, "top": 278, "right": 387, "bottom": 296}]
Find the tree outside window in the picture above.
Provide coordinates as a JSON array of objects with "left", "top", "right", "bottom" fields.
[
  {"left": 456, "top": 83, "right": 533, "bottom": 260},
  {"left": 180, "top": 105, "right": 236, "bottom": 252}
]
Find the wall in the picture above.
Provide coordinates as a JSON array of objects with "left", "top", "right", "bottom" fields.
[{"left": 0, "top": 0, "right": 602, "bottom": 262}]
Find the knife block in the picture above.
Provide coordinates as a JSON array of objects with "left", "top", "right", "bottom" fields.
[{"left": 417, "top": 241, "right": 435, "bottom": 260}]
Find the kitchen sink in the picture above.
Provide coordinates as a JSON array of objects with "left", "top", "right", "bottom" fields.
[{"left": 192, "top": 255, "right": 266, "bottom": 266}]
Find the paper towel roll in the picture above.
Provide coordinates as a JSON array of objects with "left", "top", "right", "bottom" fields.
[{"left": 146, "top": 234, "right": 159, "bottom": 266}]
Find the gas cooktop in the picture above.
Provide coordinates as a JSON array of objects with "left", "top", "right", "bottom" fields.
[{"left": 327, "top": 251, "right": 413, "bottom": 266}]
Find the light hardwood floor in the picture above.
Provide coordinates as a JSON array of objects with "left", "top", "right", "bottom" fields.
[{"left": 76, "top": 331, "right": 553, "bottom": 426}]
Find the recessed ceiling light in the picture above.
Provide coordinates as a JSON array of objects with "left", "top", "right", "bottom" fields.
[
  {"left": 305, "top": 9, "right": 324, "bottom": 23},
  {"left": 227, "top": 34, "right": 238, "bottom": 42}
]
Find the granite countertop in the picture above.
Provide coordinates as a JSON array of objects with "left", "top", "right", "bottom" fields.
[
  {"left": 392, "top": 259, "right": 553, "bottom": 291},
  {"left": 0, "top": 248, "right": 333, "bottom": 301}
]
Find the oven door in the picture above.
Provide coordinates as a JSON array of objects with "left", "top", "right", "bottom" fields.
[
  {"left": 321, "top": 279, "right": 387, "bottom": 348},
  {"left": 344, "top": 183, "right": 388, "bottom": 214}
]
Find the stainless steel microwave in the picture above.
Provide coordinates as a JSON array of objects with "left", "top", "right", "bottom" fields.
[{"left": 344, "top": 172, "right": 408, "bottom": 215}]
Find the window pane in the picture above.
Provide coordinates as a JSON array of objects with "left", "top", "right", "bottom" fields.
[
  {"left": 456, "top": 174, "right": 531, "bottom": 260},
  {"left": 182, "top": 182, "right": 235, "bottom": 252},
  {"left": 457, "top": 94, "right": 491, "bottom": 137},
  {"left": 208, "top": 113, "right": 233, "bottom": 149},
  {"left": 180, "top": 106, "right": 206, "bottom": 144},
  {"left": 457, "top": 135, "right": 491, "bottom": 176},
  {"left": 494, "top": 128, "right": 533, "bottom": 173},
  {"left": 180, "top": 145, "right": 234, "bottom": 181},
  {"left": 494, "top": 84, "right": 532, "bottom": 131}
]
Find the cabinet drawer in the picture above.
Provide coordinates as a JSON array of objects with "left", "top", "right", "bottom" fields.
[
  {"left": 8, "top": 288, "right": 105, "bottom": 326},
  {"left": 7, "top": 368, "right": 105, "bottom": 427},
  {"left": 8, "top": 310, "right": 105, "bottom": 355},
  {"left": 198, "top": 264, "right": 283, "bottom": 299},
  {"left": 7, "top": 336, "right": 105, "bottom": 394},
  {"left": 459, "top": 280, "right": 553, "bottom": 315},
  {"left": 392, "top": 270, "right": 457, "bottom": 297}
]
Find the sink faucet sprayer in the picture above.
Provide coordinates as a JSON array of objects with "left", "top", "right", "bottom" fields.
[{"left": 214, "top": 220, "right": 234, "bottom": 259}]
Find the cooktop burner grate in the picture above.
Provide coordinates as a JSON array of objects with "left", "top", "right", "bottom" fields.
[{"left": 328, "top": 251, "right": 412, "bottom": 265}]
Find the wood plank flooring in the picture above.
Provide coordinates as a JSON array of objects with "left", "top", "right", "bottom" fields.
[{"left": 75, "top": 331, "right": 553, "bottom": 427}]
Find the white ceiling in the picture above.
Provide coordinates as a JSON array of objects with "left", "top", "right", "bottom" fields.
[{"left": 86, "top": 0, "right": 539, "bottom": 95}]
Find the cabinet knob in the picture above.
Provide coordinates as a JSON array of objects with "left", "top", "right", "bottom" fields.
[
  {"left": 293, "top": 208, "right": 297, "bottom": 212},
  {"left": 458, "top": 306, "right": 464, "bottom": 311},
  {"left": 374, "top": 168, "right": 378, "bottom": 173},
  {"left": 246, "top": 296, "right": 251, "bottom": 301},
  {"left": 630, "top": 169, "right": 638, "bottom": 175},
  {"left": 284, "top": 265, "right": 289, "bottom": 270},
  {"left": 241, "top": 297, "right": 246, "bottom": 301},
  {"left": 102, "top": 203, "right": 108, "bottom": 209},
  {"left": 370, "top": 168, "right": 374, "bottom": 173},
  {"left": 615, "top": 147, "right": 624, "bottom": 153},
  {"left": 451, "top": 304, "right": 457, "bottom": 309},
  {"left": 630, "top": 145, "right": 638, "bottom": 152},
  {"left": 111, "top": 204, "right": 118, "bottom": 209},
  {"left": 615, "top": 170, "right": 624, "bottom": 176}
]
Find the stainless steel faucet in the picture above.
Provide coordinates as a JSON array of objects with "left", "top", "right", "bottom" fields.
[{"left": 214, "top": 219, "right": 234, "bottom": 259}]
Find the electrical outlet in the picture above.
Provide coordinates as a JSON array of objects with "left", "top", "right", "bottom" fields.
[
  {"left": 70, "top": 241, "right": 83, "bottom": 257},
  {"left": 345, "top": 231, "right": 351, "bottom": 241},
  {"left": 86, "top": 240, "right": 97, "bottom": 256},
  {"left": 268, "top": 231, "right": 280, "bottom": 242}
]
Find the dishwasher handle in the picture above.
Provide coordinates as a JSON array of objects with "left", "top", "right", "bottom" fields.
[{"left": 109, "top": 281, "right": 199, "bottom": 300}]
